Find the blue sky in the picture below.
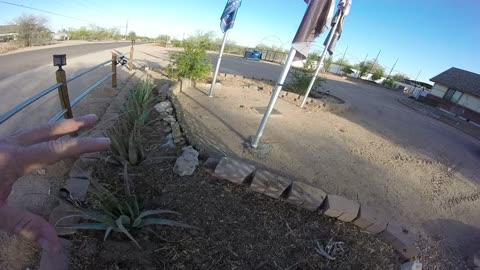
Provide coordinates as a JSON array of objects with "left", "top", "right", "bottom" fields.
[{"left": 1, "top": 0, "right": 479, "bottom": 83}]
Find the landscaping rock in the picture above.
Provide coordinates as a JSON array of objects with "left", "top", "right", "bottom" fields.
[
  {"left": 173, "top": 146, "right": 199, "bottom": 176},
  {"left": 171, "top": 122, "right": 183, "bottom": 139},
  {"left": 249, "top": 85, "right": 259, "bottom": 91},
  {"left": 380, "top": 223, "right": 420, "bottom": 259},
  {"left": 285, "top": 181, "right": 327, "bottom": 211},
  {"left": 62, "top": 177, "right": 90, "bottom": 201},
  {"left": 162, "top": 134, "right": 175, "bottom": 148},
  {"left": 400, "top": 261, "right": 422, "bottom": 270},
  {"left": 36, "top": 168, "right": 47, "bottom": 175},
  {"left": 163, "top": 126, "right": 172, "bottom": 133},
  {"left": 323, "top": 195, "right": 360, "bottom": 222},
  {"left": 250, "top": 169, "right": 292, "bottom": 198},
  {"left": 162, "top": 115, "right": 176, "bottom": 124},
  {"left": 154, "top": 101, "right": 173, "bottom": 114},
  {"left": 214, "top": 157, "right": 256, "bottom": 184},
  {"left": 353, "top": 206, "right": 388, "bottom": 234}
]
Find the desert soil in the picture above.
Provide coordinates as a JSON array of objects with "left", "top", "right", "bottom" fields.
[{"left": 173, "top": 77, "right": 480, "bottom": 269}]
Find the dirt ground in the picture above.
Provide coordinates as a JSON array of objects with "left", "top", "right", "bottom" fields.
[
  {"left": 66, "top": 110, "right": 401, "bottom": 270},
  {"left": 174, "top": 80, "right": 480, "bottom": 268}
]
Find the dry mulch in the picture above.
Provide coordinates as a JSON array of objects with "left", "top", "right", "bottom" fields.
[{"left": 66, "top": 109, "right": 401, "bottom": 270}]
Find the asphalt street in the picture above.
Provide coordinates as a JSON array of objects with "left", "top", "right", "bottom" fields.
[{"left": 0, "top": 42, "right": 134, "bottom": 80}]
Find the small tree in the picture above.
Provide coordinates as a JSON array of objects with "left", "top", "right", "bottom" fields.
[
  {"left": 372, "top": 69, "right": 385, "bottom": 80},
  {"left": 14, "top": 14, "right": 51, "bottom": 47},
  {"left": 166, "top": 41, "right": 212, "bottom": 81},
  {"left": 392, "top": 73, "right": 409, "bottom": 82},
  {"left": 286, "top": 70, "right": 324, "bottom": 95},
  {"left": 128, "top": 31, "right": 137, "bottom": 45}
]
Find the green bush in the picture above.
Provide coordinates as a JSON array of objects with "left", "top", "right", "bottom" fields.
[
  {"left": 372, "top": 69, "right": 385, "bottom": 81},
  {"left": 166, "top": 42, "right": 212, "bottom": 81},
  {"left": 384, "top": 78, "right": 396, "bottom": 88},
  {"left": 286, "top": 70, "right": 324, "bottom": 95}
]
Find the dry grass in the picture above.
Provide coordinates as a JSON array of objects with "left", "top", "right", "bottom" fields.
[{"left": 0, "top": 42, "right": 22, "bottom": 54}]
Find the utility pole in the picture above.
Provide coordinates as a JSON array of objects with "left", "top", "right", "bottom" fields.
[
  {"left": 414, "top": 70, "right": 422, "bottom": 85},
  {"left": 124, "top": 19, "right": 128, "bottom": 40},
  {"left": 357, "top": 53, "right": 368, "bottom": 79},
  {"left": 337, "top": 46, "right": 348, "bottom": 75},
  {"left": 386, "top": 58, "right": 399, "bottom": 80},
  {"left": 367, "top": 49, "right": 381, "bottom": 76}
]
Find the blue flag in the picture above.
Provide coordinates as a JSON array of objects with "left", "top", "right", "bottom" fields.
[{"left": 220, "top": 0, "right": 242, "bottom": 33}]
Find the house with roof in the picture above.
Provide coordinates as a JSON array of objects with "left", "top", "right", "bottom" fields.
[
  {"left": 425, "top": 67, "right": 480, "bottom": 124},
  {"left": 0, "top": 25, "right": 19, "bottom": 42}
]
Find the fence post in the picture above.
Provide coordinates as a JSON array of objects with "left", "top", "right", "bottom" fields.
[
  {"left": 55, "top": 65, "right": 73, "bottom": 119},
  {"left": 112, "top": 52, "right": 117, "bottom": 88},
  {"left": 129, "top": 45, "right": 134, "bottom": 71}
]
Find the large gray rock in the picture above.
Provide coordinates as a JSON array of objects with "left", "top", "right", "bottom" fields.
[
  {"left": 155, "top": 101, "right": 173, "bottom": 114},
  {"left": 173, "top": 146, "right": 199, "bottom": 176}
]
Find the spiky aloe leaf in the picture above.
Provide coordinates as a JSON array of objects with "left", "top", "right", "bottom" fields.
[
  {"left": 104, "top": 227, "right": 113, "bottom": 241},
  {"left": 56, "top": 223, "right": 110, "bottom": 230},
  {"left": 115, "top": 215, "right": 141, "bottom": 249},
  {"left": 138, "top": 218, "right": 200, "bottom": 230},
  {"left": 132, "top": 210, "right": 181, "bottom": 227}
]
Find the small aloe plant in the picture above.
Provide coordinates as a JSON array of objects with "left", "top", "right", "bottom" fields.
[
  {"left": 56, "top": 178, "right": 198, "bottom": 249},
  {"left": 124, "top": 78, "right": 156, "bottom": 127},
  {"left": 107, "top": 120, "right": 145, "bottom": 166}
]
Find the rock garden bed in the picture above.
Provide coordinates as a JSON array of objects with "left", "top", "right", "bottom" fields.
[{"left": 60, "top": 77, "right": 402, "bottom": 270}]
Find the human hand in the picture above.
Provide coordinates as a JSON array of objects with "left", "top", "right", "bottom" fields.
[{"left": 0, "top": 114, "right": 110, "bottom": 253}]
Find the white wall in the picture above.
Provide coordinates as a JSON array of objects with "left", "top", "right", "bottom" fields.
[
  {"left": 457, "top": 93, "right": 480, "bottom": 113},
  {"left": 429, "top": 83, "right": 448, "bottom": 98}
]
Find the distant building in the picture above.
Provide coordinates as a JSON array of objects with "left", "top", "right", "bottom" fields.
[
  {"left": 426, "top": 67, "right": 480, "bottom": 124},
  {"left": 0, "top": 25, "right": 19, "bottom": 42}
]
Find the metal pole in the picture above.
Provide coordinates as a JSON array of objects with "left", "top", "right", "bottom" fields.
[
  {"left": 300, "top": 19, "right": 341, "bottom": 108},
  {"left": 111, "top": 52, "right": 117, "bottom": 88},
  {"left": 358, "top": 53, "right": 368, "bottom": 78},
  {"left": 209, "top": 30, "right": 229, "bottom": 97},
  {"left": 251, "top": 48, "right": 297, "bottom": 148},
  {"left": 337, "top": 46, "right": 348, "bottom": 75},
  {"left": 367, "top": 49, "right": 381, "bottom": 76},
  {"left": 386, "top": 58, "right": 399, "bottom": 80}
]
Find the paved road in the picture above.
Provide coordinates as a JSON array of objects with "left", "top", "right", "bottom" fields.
[
  {"left": 209, "top": 54, "right": 480, "bottom": 182},
  {"left": 0, "top": 42, "right": 135, "bottom": 80}
]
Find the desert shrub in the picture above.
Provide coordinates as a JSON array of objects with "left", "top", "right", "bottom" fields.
[
  {"left": 55, "top": 177, "right": 198, "bottom": 249},
  {"left": 166, "top": 41, "right": 212, "bottom": 81},
  {"left": 341, "top": 65, "right": 354, "bottom": 75},
  {"left": 372, "top": 69, "right": 385, "bottom": 81},
  {"left": 286, "top": 70, "right": 324, "bottom": 95},
  {"left": 384, "top": 77, "right": 396, "bottom": 88}
]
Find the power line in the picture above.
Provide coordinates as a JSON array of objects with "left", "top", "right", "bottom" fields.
[{"left": 0, "top": 0, "right": 121, "bottom": 28}]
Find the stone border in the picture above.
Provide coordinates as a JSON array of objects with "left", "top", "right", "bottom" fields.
[{"left": 170, "top": 79, "right": 420, "bottom": 262}]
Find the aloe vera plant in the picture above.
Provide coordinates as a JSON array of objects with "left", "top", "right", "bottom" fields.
[
  {"left": 107, "top": 120, "right": 145, "bottom": 166},
  {"left": 56, "top": 178, "right": 198, "bottom": 249},
  {"left": 124, "top": 78, "right": 156, "bottom": 126}
]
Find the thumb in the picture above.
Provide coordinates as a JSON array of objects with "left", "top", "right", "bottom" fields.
[{"left": 0, "top": 204, "right": 60, "bottom": 253}]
